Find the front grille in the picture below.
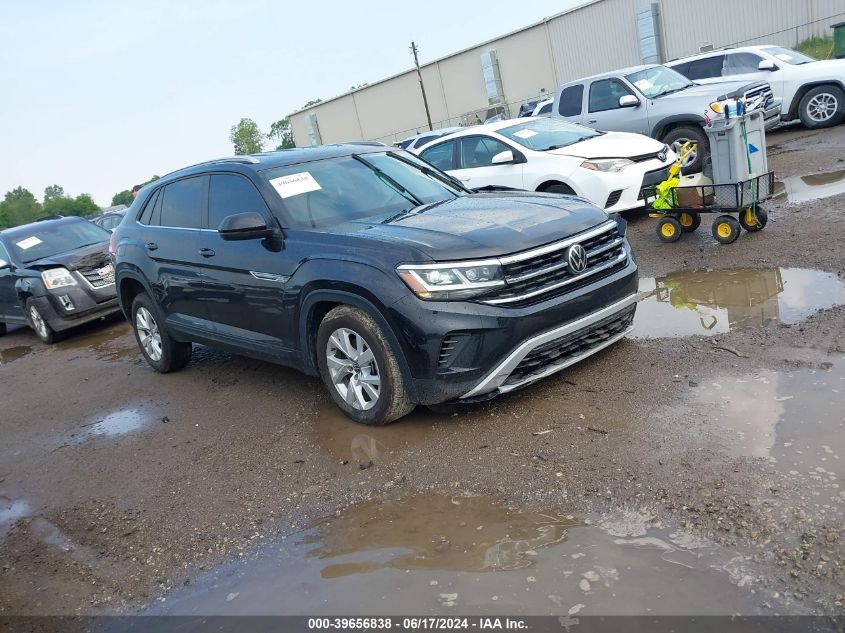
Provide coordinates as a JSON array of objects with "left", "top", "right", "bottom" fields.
[
  {"left": 503, "top": 305, "right": 636, "bottom": 386},
  {"left": 744, "top": 84, "right": 774, "bottom": 110},
  {"left": 79, "top": 264, "right": 115, "bottom": 288},
  {"left": 483, "top": 222, "right": 627, "bottom": 307},
  {"left": 605, "top": 190, "right": 623, "bottom": 208}
]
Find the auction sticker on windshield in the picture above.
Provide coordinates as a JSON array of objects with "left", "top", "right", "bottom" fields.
[
  {"left": 269, "top": 172, "right": 322, "bottom": 198},
  {"left": 15, "top": 236, "right": 42, "bottom": 250},
  {"left": 513, "top": 129, "right": 538, "bottom": 139},
  {"left": 634, "top": 79, "right": 653, "bottom": 92}
]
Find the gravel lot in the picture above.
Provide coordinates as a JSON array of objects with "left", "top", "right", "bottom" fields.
[{"left": 1, "top": 124, "right": 844, "bottom": 618}]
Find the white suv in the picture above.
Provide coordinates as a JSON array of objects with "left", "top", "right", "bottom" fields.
[{"left": 667, "top": 45, "right": 845, "bottom": 129}]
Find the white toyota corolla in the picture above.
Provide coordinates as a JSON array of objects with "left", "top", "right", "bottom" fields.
[{"left": 416, "top": 117, "right": 675, "bottom": 213}]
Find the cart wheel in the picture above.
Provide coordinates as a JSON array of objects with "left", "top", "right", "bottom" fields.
[
  {"left": 656, "top": 217, "right": 682, "bottom": 243},
  {"left": 739, "top": 207, "right": 768, "bottom": 232},
  {"left": 712, "top": 215, "right": 741, "bottom": 244},
  {"left": 677, "top": 212, "right": 701, "bottom": 232}
]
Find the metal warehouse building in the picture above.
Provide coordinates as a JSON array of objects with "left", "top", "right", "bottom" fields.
[{"left": 288, "top": 0, "right": 844, "bottom": 147}]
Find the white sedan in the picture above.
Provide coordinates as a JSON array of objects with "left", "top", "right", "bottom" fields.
[{"left": 417, "top": 117, "right": 675, "bottom": 213}]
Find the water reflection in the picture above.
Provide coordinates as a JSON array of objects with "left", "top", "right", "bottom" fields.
[
  {"left": 632, "top": 268, "right": 845, "bottom": 338},
  {"left": 774, "top": 169, "right": 845, "bottom": 203}
]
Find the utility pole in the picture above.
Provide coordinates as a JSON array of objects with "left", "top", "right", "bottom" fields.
[{"left": 410, "top": 41, "right": 433, "bottom": 131}]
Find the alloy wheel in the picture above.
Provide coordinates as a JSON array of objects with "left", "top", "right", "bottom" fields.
[
  {"left": 806, "top": 93, "right": 838, "bottom": 124},
  {"left": 135, "top": 307, "right": 163, "bottom": 362},
  {"left": 29, "top": 306, "right": 48, "bottom": 340},
  {"left": 671, "top": 139, "right": 697, "bottom": 168},
  {"left": 326, "top": 327, "right": 381, "bottom": 411}
]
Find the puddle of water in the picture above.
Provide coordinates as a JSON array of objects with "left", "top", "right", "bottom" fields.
[
  {"left": 774, "top": 169, "right": 845, "bottom": 203},
  {"left": 314, "top": 399, "right": 440, "bottom": 466},
  {"left": 149, "top": 492, "right": 797, "bottom": 617},
  {"left": 695, "top": 357, "right": 844, "bottom": 507},
  {"left": 75, "top": 408, "right": 154, "bottom": 442},
  {"left": 0, "top": 345, "right": 34, "bottom": 364},
  {"left": 632, "top": 267, "right": 845, "bottom": 339},
  {"left": 0, "top": 497, "right": 31, "bottom": 539}
]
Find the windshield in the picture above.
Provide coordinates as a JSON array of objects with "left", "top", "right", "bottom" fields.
[
  {"left": 262, "top": 151, "right": 464, "bottom": 229},
  {"left": 761, "top": 46, "right": 815, "bottom": 65},
  {"left": 497, "top": 117, "right": 601, "bottom": 151},
  {"left": 6, "top": 220, "right": 111, "bottom": 265},
  {"left": 625, "top": 66, "right": 694, "bottom": 98}
]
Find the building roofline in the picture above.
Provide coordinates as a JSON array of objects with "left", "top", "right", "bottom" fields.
[{"left": 286, "top": 0, "right": 598, "bottom": 118}]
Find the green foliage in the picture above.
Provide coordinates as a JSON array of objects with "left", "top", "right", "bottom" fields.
[
  {"left": 111, "top": 190, "right": 134, "bottom": 206},
  {"left": 43, "top": 184, "right": 65, "bottom": 202},
  {"left": 796, "top": 36, "right": 834, "bottom": 60},
  {"left": 268, "top": 117, "right": 296, "bottom": 150},
  {"left": 229, "top": 118, "right": 264, "bottom": 155},
  {"left": 43, "top": 192, "right": 100, "bottom": 218},
  {"left": 0, "top": 187, "right": 43, "bottom": 228}
]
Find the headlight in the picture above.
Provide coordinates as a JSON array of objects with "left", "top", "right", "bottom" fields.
[
  {"left": 41, "top": 267, "right": 78, "bottom": 289},
  {"left": 397, "top": 260, "right": 505, "bottom": 300},
  {"left": 580, "top": 158, "right": 634, "bottom": 172}
]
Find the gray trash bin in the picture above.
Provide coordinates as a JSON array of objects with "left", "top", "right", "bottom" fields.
[{"left": 705, "top": 109, "right": 768, "bottom": 186}]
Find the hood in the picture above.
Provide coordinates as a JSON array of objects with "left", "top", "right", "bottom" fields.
[
  {"left": 800, "top": 59, "right": 845, "bottom": 76},
  {"left": 660, "top": 80, "right": 753, "bottom": 101},
  {"left": 548, "top": 131, "right": 664, "bottom": 159},
  {"left": 25, "top": 242, "right": 110, "bottom": 271},
  {"left": 325, "top": 193, "right": 610, "bottom": 261}
]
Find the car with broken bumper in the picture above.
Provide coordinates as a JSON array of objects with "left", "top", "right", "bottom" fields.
[
  {"left": 0, "top": 217, "right": 120, "bottom": 343},
  {"left": 112, "top": 146, "right": 637, "bottom": 425}
]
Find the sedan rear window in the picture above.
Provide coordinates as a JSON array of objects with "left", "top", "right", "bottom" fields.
[{"left": 6, "top": 221, "right": 110, "bottom": 264}]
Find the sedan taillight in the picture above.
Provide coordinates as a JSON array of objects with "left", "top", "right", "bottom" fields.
[{"left": 108, "top": 232, "right": 117, "bottom": 255}]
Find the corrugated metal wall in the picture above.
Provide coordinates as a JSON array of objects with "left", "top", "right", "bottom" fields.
[{"left": 289, "top": 0, "right": 845, "bottom": 146}]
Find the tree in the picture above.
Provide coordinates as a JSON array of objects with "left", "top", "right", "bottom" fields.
[
  {"left": 229, "top": 118, "right": 264, "bottom": 155},
  {"left": 44, "top": 184, "right": 65, "bottom": 202},
  {"left": 268, "top": 118, "right": 296, "bottom": 150},
  {"left": 0, "top": 187, "right": 43, "bottom": 228},
  {"left": 111, "top": 190, "right": 134, "bottom": 206}
]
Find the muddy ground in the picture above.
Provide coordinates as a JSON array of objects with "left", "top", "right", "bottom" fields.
[{"left": 1, "top": 124, "right": 845, "bottom": 619}]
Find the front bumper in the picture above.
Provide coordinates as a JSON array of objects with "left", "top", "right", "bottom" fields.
[
  {"left": 586, "top": 156, "right": 675, "bottom": 214},
  {"left": 389, "top": 249, "right": 638, "bottom": 405},
  {"left": 34, "top": 284, "right": 120, "bottom": 332}
]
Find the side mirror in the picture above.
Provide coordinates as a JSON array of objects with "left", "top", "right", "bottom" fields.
[
  {"left": 218, "top": 212, "right": 275, "bottom": 241},
  {"left": 619, "top": 95, "right": 640, "bottom": 108},
  {"left": 491, "top": 150, "right": 515, "bottom": 165},
  {"left": 758, "top": 59, "right": 776, "bottom": 71},
  {"left": 0, "top": 258, "right": 9, "bottom": 270}
]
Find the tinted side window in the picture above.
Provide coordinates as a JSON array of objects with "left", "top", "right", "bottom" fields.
[
  {"left": 208, "top": 174, "right": 269, "bottom": 230},
  {"left": 0, "top": 240, "right": 10, "bottom": 263},
  {"left": 670, "top": 62, "right": 691, "bottom": 78},
  {"left": 687, "top": 55, "right": 726, "bottom": 80},
  {"left": 459, "top": 136, "right": 513, "bottom": 169},
  {"left": 537, "top": 102, "right": 552, "bottom": 115},
  {"left": 413, "top": 134, "right": 437, "bottom": 148},
  {"left": 137, "top": 189, "right": 160, "bottom": 225},
  {"left": 724, "top": 52, "right": 764, "bottom": 75},
  {"left": 558, "top": 84, "right": 584, "bottom": 117},
  {"left": 159, "top": 176, "right": 207, "bottom": 229},
  {"left": 588, "top": 79, "right": 633, "bottom": 113},
  {"left": 420, "top": 140, "right": 457, "bottom": 171}
]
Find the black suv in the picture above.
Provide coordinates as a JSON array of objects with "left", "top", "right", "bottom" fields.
[
  {"left": 0, "top": 217, "right": 120, "bottom": 343},
  {"left": 113, "top": 146, "right": 637, "bottom": 425}
]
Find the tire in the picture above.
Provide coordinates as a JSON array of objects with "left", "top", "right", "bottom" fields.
[
  {"left": 25, "top": 298, "right": 59, "bottom": 344},
  {"left": 541, "top": 183, "right": 576, "bottom": 195},
  {"left": 130, "top": 293, "right": 192, "bottom": 373},
  {"left": 712, "top": 215, "right": 741, "bottom": 244},
  {"left": 316, "top": 305, "right": 415, "bottom": 426},
  {"left": 656, "top": 217, "right": 682, "bottom": 243},
  {"left": 677, "top": 211, "right": 701, "bottom": 232},
  {"left": 738, "top": 207, "right": 768, "bottom": 232},
  {"left": 662, "top": 126, "right": 708, "bottom": 173},
  {"left": 798, "top": 85, "right": 845, "bottom": 130}
]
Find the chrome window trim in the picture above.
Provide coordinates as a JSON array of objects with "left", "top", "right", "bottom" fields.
[{"left": 461, "top": 293, "right": 637, "bottom": 399}]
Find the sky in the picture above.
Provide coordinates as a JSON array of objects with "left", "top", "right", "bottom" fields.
[{"left": 0, "top": 0, "right": 583, "bottom": 207}]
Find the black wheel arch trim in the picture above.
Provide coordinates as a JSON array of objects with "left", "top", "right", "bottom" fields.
[
  {"left": 115, "top": 270, "right": 156, "bottom": 320},
  {"left": 299, "top": 288, "right": 419, "bottom": 401},
  {"left": 787, "top": 81, "right": 845, "bottom": 119},
  {"left": 653, "top": 114, "right": 706, "bottom": 141}
]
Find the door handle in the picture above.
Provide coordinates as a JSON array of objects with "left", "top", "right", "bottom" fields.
[
  {"left": 587, "top": 119, "right": 597, "bottom": 124},
  {"left": 145, "top": 242, "right": 158, "bottom": 251},
  {"left": 199, "top": 248, "right": 215, "bottom": 258}
]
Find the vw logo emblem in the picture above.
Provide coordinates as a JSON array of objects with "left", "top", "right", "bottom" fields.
[{"left": 567, "top": 243, "right": 588, "bottom": 273}]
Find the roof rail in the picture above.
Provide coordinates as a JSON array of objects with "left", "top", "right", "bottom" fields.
[{"left": 193, "top": 155, "right": 261, "bottom": 166}]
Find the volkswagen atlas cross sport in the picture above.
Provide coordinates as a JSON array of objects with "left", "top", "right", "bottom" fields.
[
  {"left": 0, "top": 216, "right": 120, "bottom": 344},
  {"left": 112, "top": 146, "right": 638, "bottom": 425}
]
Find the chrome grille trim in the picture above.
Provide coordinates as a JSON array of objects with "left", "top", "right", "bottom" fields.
[
  {"left": 504, "top": 236, "right": 625, "bottom": 284},
  {"left": 498, "top": 220, "right": 617, "bottom": 266}
]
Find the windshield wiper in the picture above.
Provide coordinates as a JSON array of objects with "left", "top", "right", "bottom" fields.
[
  {"left": 352, "top": 155, "right": 424, "bottom": 207},
  {"left": 386, "top": 151, "right": 468, "bottom": 194},
  {"left": 379, "top": 199, "right": 449, "bottom": 224}
]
